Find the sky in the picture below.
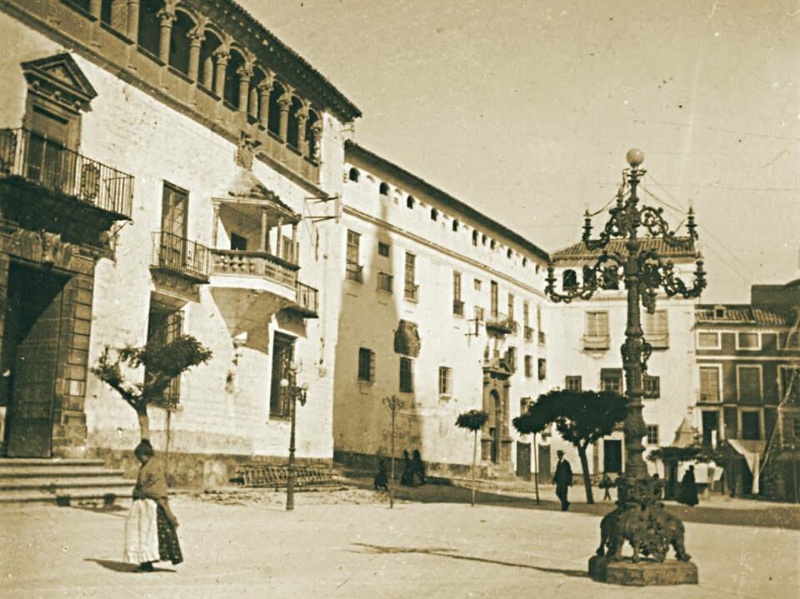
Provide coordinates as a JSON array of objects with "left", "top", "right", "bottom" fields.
[{"left": 242, "top": 0, "right": 800, "bottom": 303}]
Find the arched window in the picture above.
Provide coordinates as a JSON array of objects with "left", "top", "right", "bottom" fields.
[
  {"left": 287, "top": 96, "right": 303, "bottom": 148},
  {"left": 379, "top": 182, "right": 389, "bottom": 196},
  {"left": 490, "top": 239, "right": 496, "bottom": 249},
  {"left": 481, "top": 234, "right": 487, "bottom": 245},
  {"left": 169, "top": 11, "right": 194, "bottom": 76},
  {"left": 198, "top": 32, "right": 221, "bottom": 92},
  {"left": 248, "top": 68, "right": 266, "bottom": 122},
  {"left": 472, "top": 230, "right": 478, "bottom": 245},
  {"left": 522, "top": 257, "right": 528, "bottom": 267},
  {"left": 407, "top": 195, "right": 415, "bottom": 209},
  {"left": 452, "top": 220, "right": 459, "bottom": 232},
  {"left": 507, "top": 249, "right": 513, "bottom": 259},
  {"left": 563, "top": 269, "right": 578, "bottom": 291},
  {"left": 224, "top": 49, "right": 245, "bottom": 108},
  {"left": 137, "top": 0, "right": 162, "bottom": 58},
  {"left": 431, "top": 208, "right": 438, "bottom": 221},
  {"left": 268, "top": 82, "right": 285, "bottom": 136},
  {"left": 348, "top": 168, "right": 360, "bottom": 182}
]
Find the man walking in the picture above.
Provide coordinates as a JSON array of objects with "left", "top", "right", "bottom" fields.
[{"left": 553, "top": 450, "right": 573, "bottom": 511}]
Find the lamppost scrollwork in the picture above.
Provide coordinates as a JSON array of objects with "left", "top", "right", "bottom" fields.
[{"left": 280, "top": 361, "right": 309, "bottom": 511}]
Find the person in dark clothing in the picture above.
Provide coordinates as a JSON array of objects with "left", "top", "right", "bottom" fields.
[
  {"left": 374, "top": 459, "right": 389, "bottom": 492},
  {"left": 678, "top": 465, "right": 699, "bottom": 506},
  {"left": 553, "top": 450, "right": 573, "bottom": 511},
  {"left": 600, "top": 472, "right": 613, "bottom": 501},
  {"left": 400, "top": 450, "right": 413, "bottom": 486},
  {"left": 412, "top": 450, "right": 426, "bottom": 485}
]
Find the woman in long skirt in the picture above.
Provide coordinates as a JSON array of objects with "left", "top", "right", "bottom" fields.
[{"left": 124, "top": 440, "right": 183, "bottom": 572}]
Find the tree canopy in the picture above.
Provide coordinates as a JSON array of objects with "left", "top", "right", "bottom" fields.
[{"left": 456, "top": 409, "right": 490, "bottom": 432}]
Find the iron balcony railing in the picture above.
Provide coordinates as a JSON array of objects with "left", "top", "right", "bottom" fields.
[
  {"left": 486, "top": 312, "right": 516, "bottom": 335},
  {"left": 453, "top": 299, "right": 465, "bottom": 316},
  {"left": 346, "top": 261, "right": 364, "bottom": 283},
  {"left": 151, "top": 231, "right": 210, "bottom": 282},
  {"left": 0, "top": 127, "right": 133, "bottom": 217},
  {"left": 295, "top": 282, "right": 319, "bottom": 315}
]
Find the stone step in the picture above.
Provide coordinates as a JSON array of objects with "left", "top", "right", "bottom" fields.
[
  {"left": 0, "top": 486, "right": 134, "bottom": 506},
  {"left": 0, "top": 459, "right": 106, "bottom": 467},
  {"left": 0, "top": 466, "right": 125, "bottom": 478},
  {"left": 0, "top": 476, "right": 133, "bottom": 491}
]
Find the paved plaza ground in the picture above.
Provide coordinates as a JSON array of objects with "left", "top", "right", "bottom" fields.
[{"left": 1, "top": 481, "right": 799, "bottom": 598}]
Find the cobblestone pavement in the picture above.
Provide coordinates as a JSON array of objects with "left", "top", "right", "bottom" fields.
[{"left": 1, "top": 482, "right": 798, "bottom": 598}]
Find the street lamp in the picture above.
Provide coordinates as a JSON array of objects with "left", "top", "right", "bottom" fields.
[
  {"left": 280, "top": 361, "right": 309, "bottom": 511},
  {"left": 545, "top": 150, "right": 704, "bottom": 584}
]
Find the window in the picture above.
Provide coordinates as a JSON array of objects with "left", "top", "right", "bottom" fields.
[
  {"left": 646, "top": 425, "right": 659, "bottom": 445},
  {"left": 584, "top": 311, "right": 610, "bottom": 350},
  {"left": 145, "top": 305, "right": 183, "bottom": 408},
  {"left": 524, "top": 355, "right": 533, "bottom": 378},
  {"left": 404, "top": 253, "right": 418, "bottom": 301},
  {"left": 538, "top": 358, "right": 547, "bottom": 380},
  {"left": 565, "top": 375, "right": 582, "bottom": 392},
  {"left": 737, "top": 365, "right": 762, "bottom": 402},
  {"left": 379, "top": 182, "right": 389, "bottom": 196},
  {"left": 158, "top": 183, "right": 189, "bottom": 270},
  {"left": 230, "top": 232, "right": 248, "bottom": 251},
  {"left": 490, "top": 281, "right": 499, "bottom": 318},
  {"left": 430, "top": 208, "right": 438, "bottom": 221},
  {"left": 697, "top": 331, "right": 720, "bottom": 350},
  {"left": 346, "top": 230, "right": 362, "bottom": 282},
  {"left": 472, "top": 230, "right": 478, "bottom": 246},
  {"left": 490, "top": 239, "right": 496, "bottom": 249},
  {"left": 780, "top": 367, "right": 800, "bottom": 404},
  {"left": 642, "top": 310, "right": 669, "bottom": 348},
  {"left": 407, "top": 195, "right": 415, "bottom": 208},
  {"left": 348, "top": 167, "right": 360, "bottom": 182},
  {"left": 737, "top": 332, "right": 760, "bottom": 350},
  {"left": 453, "top": 271, "right": 464, "bottom": 316},
  {"left": 452, "top": 220, "right": 459, "bottom": 232},
  {"left": 377, "top": 272, "right": 393, "bottom": 293},
  {"left": 377, "top": 242, "right": 390, "bottom": 257},
  {"left": 269, "top": 332, "right": 295, "bottom": 418},
  {"left": 399, "top": 357, "right": 414, "bottom": 393},
  {"left": 563, "top": 269, "right": 578, "bottom": 291},
  {"left": 643, "top": 375, "right": 660, "bottom": 399},
  {"left": 601, "top": 368, "right": 623, "bottom": 393},
  {"left": 508, "top": 293, "right": 515, "bottom": 322},
  {"left": 474, "top": 279, "right": 482, "bottom": 291},
  {"left": 506, "top": 347, "right": 517, "bottom": 372},
  {"left": 474, "top": 306, "right": 485, "bottom": 322},
  {"left": 438, "top": 366, "right": 452, "bottom": 396},
  {"left": 699, "top": 366, "right": 721, "bottom": 402},
  {"left": 740, "top": 410, "right": 762, "bottom": 440},
  {"left": 358, "top": 348, "right": 375, "bottom": 383},
  {"left": 523, "top": 302, "right": 533, "bottom": 341}
]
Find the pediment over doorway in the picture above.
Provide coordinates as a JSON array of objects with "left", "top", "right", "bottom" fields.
[{"left": 22, "top": 53, "right": 97, "bottom": 113}]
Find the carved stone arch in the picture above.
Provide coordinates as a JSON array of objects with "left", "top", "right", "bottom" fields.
[
  {"left": 174, "top": 1, "right": 201, "bottom": 22},
  {"left": 169, "top": 8, "right": 196, "bottom": 75}
]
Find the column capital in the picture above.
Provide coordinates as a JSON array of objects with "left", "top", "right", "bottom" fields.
[
  {"left": 213, "top": 47, "right": 231, "bottom": 65},
  {"left": 236, "top": 64, "right": 253, "bottom": 80},
  {"left": 157, "top": 7, "right": 177, "bottom": 26}
]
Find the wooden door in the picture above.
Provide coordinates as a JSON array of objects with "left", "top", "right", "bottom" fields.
[{"left": 516, "top": 441, "right": 531, "bottom": 480}]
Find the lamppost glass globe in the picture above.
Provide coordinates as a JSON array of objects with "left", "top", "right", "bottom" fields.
[
  {"left": 280, "top": 378, "right": 289, "bottom": 388},
  {"left": 301, "top": 383, "right": 309, "bottom": 392},
  {"left": 626, "top": 148, "right": 644, "bottom": 167}
]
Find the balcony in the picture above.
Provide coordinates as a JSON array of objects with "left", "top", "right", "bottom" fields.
[
  {"left": 0, "top": 128, "right": 133, "bottom": 219},
  {"left": 377, "top": 272, "right": 393, "bottom": 293},
  {"left": 404, "top": 283, "right": 419, "bottom": 302},
  {"left": 538, "top": 330, "right": 547, "bottom": 345},
  {"left": 453, "top": 299, "right": 465, "bottom": 316},
  {"left": 283, "top": 281, "right": 319, "bottom": 318},
  {"left": 346, "top": 261, "right": 364, "bottom": 283},
  {"left": 150, "top": 231, "right": 210, "bottom": 283},
  {"left": 210, "top": 249, "right": 299, "bottom": 289},
  {"left": 485, "top": 312, "right": 516, "bottom": 335},
  {"left": 583, "top": 335, "right": 610, "bottom": 350},
  {"left": 524, "top": 326, "right": 534, "bottom": 342}
]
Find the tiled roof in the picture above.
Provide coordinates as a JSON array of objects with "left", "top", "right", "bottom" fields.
[
  {"left": 695, "top": 304, "right": 793, "bottom": 326},
  {"left": 551, "top": 238, "right": 697, "bottom": 263}
]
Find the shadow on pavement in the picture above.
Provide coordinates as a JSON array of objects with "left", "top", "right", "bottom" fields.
[
  {"left": 353, "top": 543, "right": 587, "bottom": 579},
  {"left": 84, "top": 559, "right": 176, "bottom": 573}
]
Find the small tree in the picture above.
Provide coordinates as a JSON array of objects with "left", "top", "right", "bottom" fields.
[
  {"left": 514, "top": 389, "right": 627, "bottom": 504},
  {"left": 91, "top": 335, "right": 212, "bottom": 441},
  {"left": 456, "top": 409, "right": 489, "bottom": 507}
]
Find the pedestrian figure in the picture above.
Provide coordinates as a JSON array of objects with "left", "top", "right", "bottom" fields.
[
  {"left": 400, "top": 450, "right": 414, "bottom": 486},
  {"left": 553, "top": 450, "right": 573, "bottom": 511},
  {"left": 124, "top": 440, "right": 183, "bottom": 572},
  {"left": 600, "top": 472, "right": 613, "bottom": 501},
  {"left": 374, "top": 459, "right": 389, "bottom": 492},
  {"left": 412, "top": 449, "right": 426, "bottom": 485},
  {"left": 678, "top": 465, "right": 699, "bottom": 507}
]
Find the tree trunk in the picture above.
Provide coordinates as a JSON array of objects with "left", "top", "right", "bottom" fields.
[
  {"left": 136, "top": 405, "right": 150, "bottom": 441},
  {"left": 578, "top": 445, "right": 594, "bottom": 504},
  {"left": 471, "top": 430, "right": 478, "bottom": 507}
]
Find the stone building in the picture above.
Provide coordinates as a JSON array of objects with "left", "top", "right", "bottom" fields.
[
  {"left": 0, "top": 0, "right": 359, "bottom": 485},
  {"left": 547, "top": 239, "right": 700, "bottom": 478},
  {"left": 332, "top": 142, "right": 552, "bottom": 479}
]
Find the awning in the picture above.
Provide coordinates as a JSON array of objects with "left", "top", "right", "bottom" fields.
[
  {"left": 727, "top": 439, "right": 766, "bottom": 494},
  {"left": 394, "top": 320, "right": 421, "bottom": 357}
]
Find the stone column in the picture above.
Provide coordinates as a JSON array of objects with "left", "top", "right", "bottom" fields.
[
  {"left": 126, "top": 0, "right": 140, "bottom": 43},
  {"left": 296, "top": 105, "right": 309, "bottom": 155},
  {"left": 236, "top": 65, "right": 253, "bottom": 113},
  {"left": 202, "top": 54, "right": 214, "bottom": 89},
  {"left": 260, "top": 208, "right": 268, "bottom": 252},
  {"left": 257, "top": 80, "right": 272, "bottom": 129},
  {"left": 278, "top": 94, "right": 292, "bottom": 141},
  {"left": 157, "top": 9, "right": 176, "bottom": 64},
  {"left": 213, "top": 49, "right": 230, "bottom": 98},
  {"left": 89, "top": 0, "right": 101, "bottom": 19},
  {"left": 291, "top": 224, "right": 298, "bottom": 264},
  {"left": 310, "top": 121, "right": 323, "bottom": 162},
  {"left": 187, "top": 31, "right": 203, "bottom": 82}
]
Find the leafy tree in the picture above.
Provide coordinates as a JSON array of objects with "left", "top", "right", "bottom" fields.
[
  {"left": 91, "top": 335, "right": 212, "bottom": 441},
  {"left": 456, "top": 409, "right": 490, "bottom": 507},
  {"left": 513, "top": 389, "right": 627, "bottom": 504}
]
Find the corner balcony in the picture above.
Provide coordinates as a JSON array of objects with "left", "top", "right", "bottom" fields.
[
  {"left": 486, "top": 312, "right": 517, "bottom": 336},
  {"left": 283, "top": 281, "right": 319, "bottom": 318},
  {"left": 0, "top": 128, "right": 133, "bottom": 225}
]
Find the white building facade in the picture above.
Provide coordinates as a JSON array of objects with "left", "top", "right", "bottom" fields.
[{"left": 332, "top": 143, "right": 552, "bottom": 478}]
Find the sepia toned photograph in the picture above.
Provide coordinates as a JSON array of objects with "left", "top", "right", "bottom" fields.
[{"left": 0, "top": 1, "right": 798, "bottom": 597}]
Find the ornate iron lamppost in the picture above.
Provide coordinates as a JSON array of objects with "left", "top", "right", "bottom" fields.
[
  {"left": 545, "top": 149, "right": 705, "bottom": 585},
  {"left": 280, "top": 361, "right": 308, "bottom": 511}
]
